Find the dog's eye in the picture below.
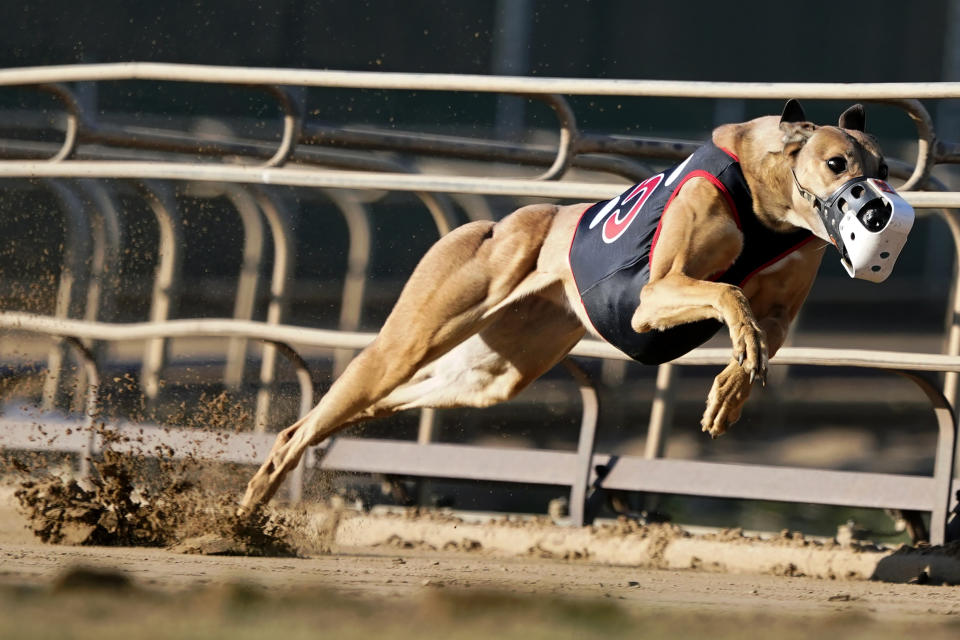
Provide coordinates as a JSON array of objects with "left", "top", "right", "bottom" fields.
[
  {"left": 826, "top": 156, "right": 847, "bottom": 174},
  {"left": 878, "top": 163, "right": 888, "bottom": 180}
]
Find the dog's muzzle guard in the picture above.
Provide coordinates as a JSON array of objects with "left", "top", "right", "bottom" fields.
[{"left": 793, "top": 174, "right": 914, "bottom": 282}]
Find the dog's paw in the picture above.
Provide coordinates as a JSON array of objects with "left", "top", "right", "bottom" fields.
[
  {"left": 701, "top": 400, "right": 740, "bottom": 438},
  {"left": 731, "top": 320, "right": 768, "bottom": 385},
  {"left": 701, "top": 413, "right": 729, "bottom": 438},
  {"left": 701, "top": 361, "right": 753, "bottom": 437}
]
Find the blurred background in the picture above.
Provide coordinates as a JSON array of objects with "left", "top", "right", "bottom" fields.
[{"left": 2, "top": 0, "right": 960, "bottom": 539}]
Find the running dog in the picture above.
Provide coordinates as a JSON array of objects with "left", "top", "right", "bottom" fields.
[{"left": 238, "top": 100, "right": 914, "bottom": 514}]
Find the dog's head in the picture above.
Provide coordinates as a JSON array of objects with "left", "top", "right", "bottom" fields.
[
  {"left": 780, "top": 99, "right": 886, "bottom": 221},
  {"left": 723, "top": 99, "right": 914, "bottom": 282}
]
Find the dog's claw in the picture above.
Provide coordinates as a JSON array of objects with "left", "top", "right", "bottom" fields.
[
  {"left": 738, "top": 353, "right": 745, "bottom": 366},
  {"left": 702, "top": 421, "right": 723, "bottom": 439},
  {"left": 749, "top": 370, "right": 755, "bottom": 385}
]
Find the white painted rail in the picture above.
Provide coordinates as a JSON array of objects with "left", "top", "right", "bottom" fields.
[
  {"left": 6, "top": 312, "right": 960, "bottom": 372},
  {"left": 0, "top": 62, "right": 958, "bottom": 100},
  {"left": 0, "top": 161, "right": 957, "bottom": 207}
]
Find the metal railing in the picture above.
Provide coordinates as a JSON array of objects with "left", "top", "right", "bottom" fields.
[{"left": 1, "top": 64, "right": 960, "bottom": 543}]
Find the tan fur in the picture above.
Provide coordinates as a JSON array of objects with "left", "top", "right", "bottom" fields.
[{"left": 238, "top": 105, "right": 888, "bottom": 515}]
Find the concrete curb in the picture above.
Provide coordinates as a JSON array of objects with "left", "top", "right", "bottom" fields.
[{"left": 318, "top": 510, "right": 960, "bottom": 584}]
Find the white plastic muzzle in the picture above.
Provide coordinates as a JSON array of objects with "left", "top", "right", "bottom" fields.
[{"left": 812, "top": 177, "right": 915, "bottom": 282}]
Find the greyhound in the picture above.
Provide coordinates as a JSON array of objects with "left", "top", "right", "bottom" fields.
[{"left": 238, "top": 99, "right": 914, "bottom": 515}]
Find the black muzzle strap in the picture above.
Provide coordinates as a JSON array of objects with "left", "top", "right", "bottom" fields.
[{"left": 791, "top": 170, "right": 821, "bottom": 210}]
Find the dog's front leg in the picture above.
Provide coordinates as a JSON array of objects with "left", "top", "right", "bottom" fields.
[
  {"left": 632, "top": 273, "right": 768, "bottom": 438},
  {"left": 700, "top": 241, "right": 826, "bottom": 436},
  {"left": 632, "top": 273, "right": 767, "bottom": 383}
]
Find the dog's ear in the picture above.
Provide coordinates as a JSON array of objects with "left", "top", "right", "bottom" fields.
[
  {"left": 779, "top": 99, "right": 815, "bottom": 154},
  {"left": 780, "top": 99, "right": 807, "bottom": 124},
  {"left": 838, "top": 104, "right": 866, "bottom": 131}
]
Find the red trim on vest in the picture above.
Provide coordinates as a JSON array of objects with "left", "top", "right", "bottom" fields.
[
  {"left": 737, "top": 234, "right": 818, "bottom": 287},
  {"left": 648, "top": 170, "right": 741, "bottom": 269},
  {"left": 720, "top": 147, "right": 739, "bottom": 163},
  {"left": 568, "top": 204, "right": 605, "bottom": 337}
]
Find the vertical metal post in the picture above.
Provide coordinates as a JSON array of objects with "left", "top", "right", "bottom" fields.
[
  {"left": 939, "top": 208, "right": 960, "bottom": 413},
  {"left": 324, "top": 190, "right": 372, "bottom": 378},
  {"left": 562, "top": 358, "right": 600, "bottom": 527},
  {"left": 644, "top": 363, "right": 676, "bottom": 460},
  {"left": 77, "top": 181, "right": 122, "bottom": 328},
  {"left": 894, "top": 371, "right": 958, "bottom": 545},
  {"left": 41, "top": 180, "right": 92, "bottom": 412},
  {"left": 64, "top": 181, "right": 121, "bottom": 412},
  {"left": 251, "top": 189, "right": 297, "bottom": 432},
  {"left": 267, "top": 340, "right": 314, "bottom": 504},
  {"left": 138, "top": 181, "right": 182, "bottom": 406},
  {"left": 416, "top": 408, "right": 438, "bottom": 444},
  {"left": 63, "top": 337, "right": 100, "bottom": 480},
  {"left": 221, "top": 185, "right": 266, "bottom": 388}
]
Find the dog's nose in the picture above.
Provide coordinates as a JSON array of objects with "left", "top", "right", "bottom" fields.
[{"left": 858, "top": 200, "right": 891, "bottom": 232}]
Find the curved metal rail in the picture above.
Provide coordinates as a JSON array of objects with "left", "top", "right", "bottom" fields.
[
  {"left": 0, "top": 62, "right": 943, "bottom": 185},
  {"left": 2, "top": 80, "right": 624, "bottom": 184}
]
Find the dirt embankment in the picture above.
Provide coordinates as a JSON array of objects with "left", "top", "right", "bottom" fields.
[{"left": 7, "top": 421, "right": 303, "bottom": 557}]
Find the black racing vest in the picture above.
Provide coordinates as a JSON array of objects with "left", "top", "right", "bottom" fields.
[{"left": 568, "top": 142, "right": 813, "bottom": 365}]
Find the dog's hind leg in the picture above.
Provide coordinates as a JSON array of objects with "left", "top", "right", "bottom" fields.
[
  {"left": 359, "top": 289, "right": 585, "bottom": 416},
  {"left": 238, "top": 204, "right": 561, "bottom": 513}
]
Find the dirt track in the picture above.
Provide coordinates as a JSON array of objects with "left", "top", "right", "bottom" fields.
[
  {"left": 3, "top": 539, "right": 960, "bottom": 639},
  {"left": 3, "top": 496, "right": 960, "bottom": 639},
  {"left": 2, "top": 537, "right": 960, "bottom": 615}
]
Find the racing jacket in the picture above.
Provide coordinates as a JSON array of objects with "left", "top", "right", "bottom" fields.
[{"left": 568, "top": 142, "right": 813, "bottom": 365}]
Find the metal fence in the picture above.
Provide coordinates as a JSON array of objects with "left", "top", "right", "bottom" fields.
[{"left": 0, "top": 63, "right": 959, "bottom": 543}]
